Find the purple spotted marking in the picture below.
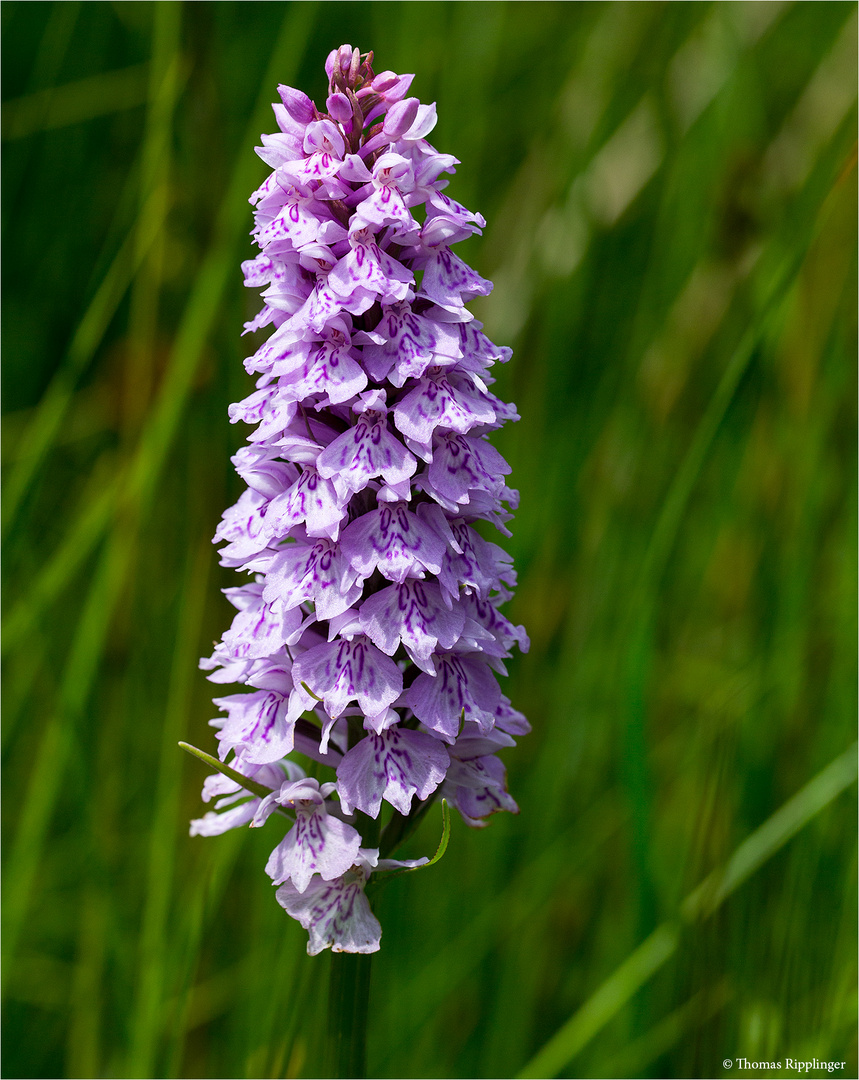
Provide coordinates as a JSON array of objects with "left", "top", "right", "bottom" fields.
[
  {"left": 291, "top": 636, "right": 403, "bottom": 719},
  {"left": 337, "top": 727, "right": 450, "bottom": 816},
  {"left": 341, "top": 503, "right": 446, "bottom": 583},
  {"left": 401, "top": 652, "right": 502, "bottom": 741},
  {"left": 393, "top": 370, "right": 496, "bottom": 445},
  {"left": 359, "top": 579, "right": 464, "bottom": 672},
  {"left": 316, "top": 413, "right": 416, "bottom": 498}
]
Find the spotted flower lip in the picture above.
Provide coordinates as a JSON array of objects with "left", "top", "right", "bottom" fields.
[
  {"left": 190, "top": 44, "right": 528, "bottom": 955},
  {"left": 276, "top": 848, "right": 428, "bottom": 956},
  {"left": 253, "top": 778, "right": 363, "bottom": 893}
]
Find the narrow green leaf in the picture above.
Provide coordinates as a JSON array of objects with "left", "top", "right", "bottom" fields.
[
  {"left": 373, "top": 800, "right": 451, "bottom": 887},
  {"left": 425, "top": 798, "right": 451, "bottom": 868},
  {"left": 177, "top": 742, "right": 274, "bottom": 801}
]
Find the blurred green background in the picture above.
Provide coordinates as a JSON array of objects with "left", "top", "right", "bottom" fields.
[{"left": 2, "top": 3, "right": 856, "bottom": 1078}]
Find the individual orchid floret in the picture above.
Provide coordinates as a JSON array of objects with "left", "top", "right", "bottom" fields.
[
  {"left": 336, "top": 720, "right": 450, "bottom": 817},
  {"left": 440, "top": 726, "right": 521, "bottom": 826},
  {"left": 253, "top": 778, "right": 362, "bottom": 893},
  {"left": 189, "top": 44, "right": 528, "bottom": 957},
  {"left": 276, "top": 848, "right": 428, "bottom": 956}
]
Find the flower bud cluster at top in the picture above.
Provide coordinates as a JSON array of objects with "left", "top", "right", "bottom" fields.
[{"left": 191, "top": 44, "right": 529, "bottom": 955}]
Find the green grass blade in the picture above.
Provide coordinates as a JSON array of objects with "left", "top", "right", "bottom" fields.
[
  {"left": 516, "top": 743, "right": 857, "bottom": 1078},
  {"left": 2, "top": 63, "right": 150, "bottom": 140},
  {"left": 517, "top": 924, "right": 680, "bottom": 1080},
  {"left": 1, "top": 533, "right": 130, "bottom": 986},
  {"left": 1, "top": 183, "right": 165, "bottom": 537},
  {"left": 127, "top": 543, "right": 211, "bottom": 1077},
  {"left": 683, "top": 743, "right": 859, "bottom": 920},
  {"left": 2, "top": 0, "right": 320, "bottom": 998},
  {"left": 600, "top": 984, "right": 732, "bottom": 1078},
  {"left": 1, "top": 457, "right": 119, "bottom": 660},
  {"left": 376, "top": 797, "right": 623, "bottom": 1069}
]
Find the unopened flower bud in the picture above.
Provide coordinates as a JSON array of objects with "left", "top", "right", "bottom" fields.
[
  {"left": 383, "top": 96, "right": 420, "bottom": 139},
  {"left": 277, "top": 84, "right": 314, "bottom": 123},
  {"left": 326, "top": 92, "right": 353, "bottom": 124}
]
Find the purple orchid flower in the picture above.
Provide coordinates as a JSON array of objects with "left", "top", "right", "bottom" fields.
[{"left": 190, "top": 44, "right": 528, "bottom": 955}]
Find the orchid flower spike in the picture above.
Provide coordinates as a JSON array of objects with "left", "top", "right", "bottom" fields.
[{"left": 190, "top": 44, "right": 529, "bottom": 955}]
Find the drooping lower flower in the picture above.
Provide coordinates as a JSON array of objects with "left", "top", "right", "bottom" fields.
[
  {"left": 276, "top": 849, "right": 428, "bottom": 956},
  {"left": 190, "top": 44, "right": 529, "bottom": 955}
]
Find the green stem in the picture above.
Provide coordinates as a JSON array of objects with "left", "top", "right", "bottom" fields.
[
  {"left": 325, "top": 791, "right": 378, "bottom": 1079},
  {"left": 327, "top": 952, "right": 371, "bottom": 1079}
]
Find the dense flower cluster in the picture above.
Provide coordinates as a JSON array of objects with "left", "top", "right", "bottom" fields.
[{"left": 191, "top": 45, "right": 529, "bottom": 955}]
